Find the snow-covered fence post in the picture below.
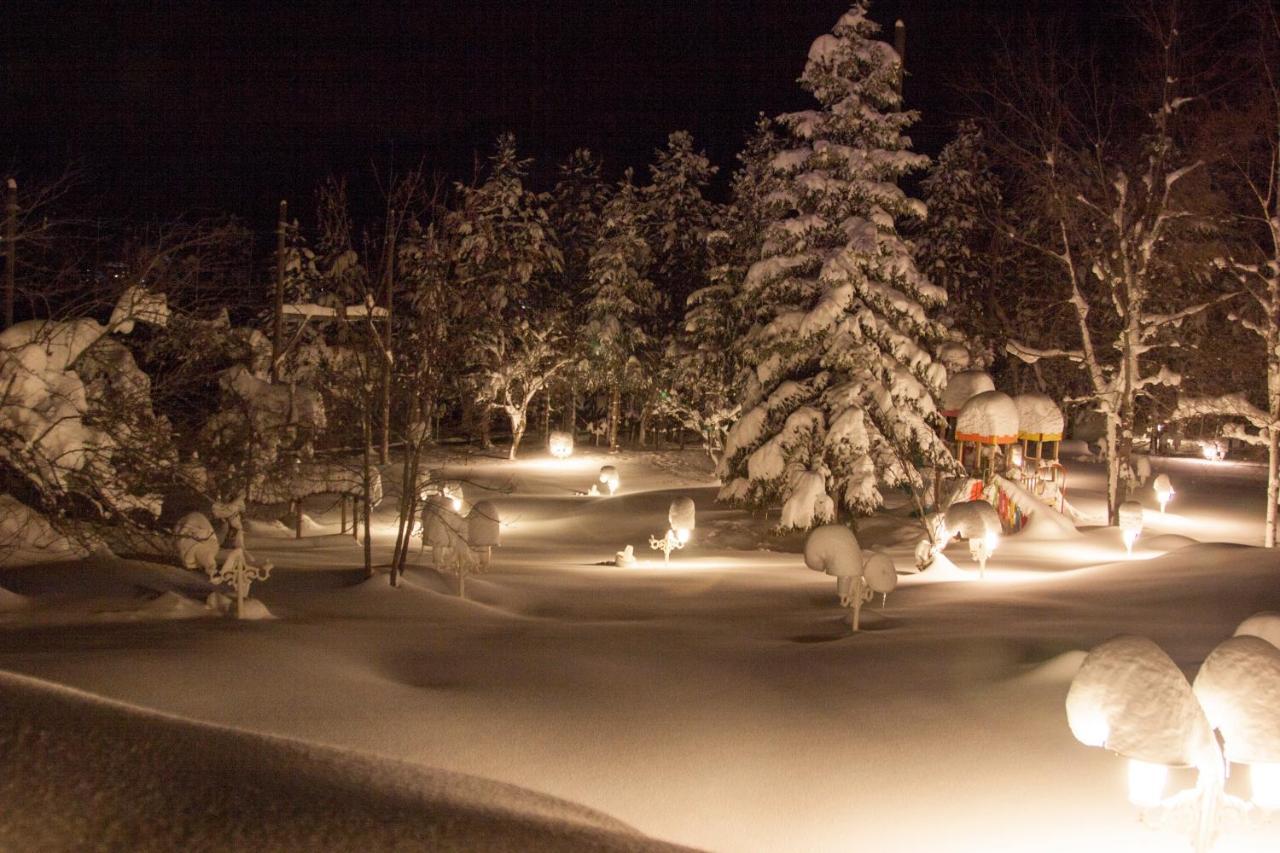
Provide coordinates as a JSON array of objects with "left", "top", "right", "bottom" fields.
[{"left": 208, "top": 512, "right": 272, "bottom": 619}]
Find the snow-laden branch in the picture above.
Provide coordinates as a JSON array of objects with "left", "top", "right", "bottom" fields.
[
  {"left": 1006, "top": 339, "right": 1085, "bottom": 364},
  {"left": 1173, "top": 393, "right": 1272, "bottom": 432}
]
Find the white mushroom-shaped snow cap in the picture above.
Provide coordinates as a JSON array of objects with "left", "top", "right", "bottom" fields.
[
  {"left": 944, "top": 500, "right": 1001, "bottom": 542},
  {"left": 956, "top": 391, "right": 1019, "bottom": 442},
  {"left": 1235, "top": 612, "right": 1280, "bottom": 650},
  {"left": 668, "top": 497, "right": 696, "bottom": 534},
  {"left": 1066, "top": 636, "right": 1218, "bottom": 768},
  {"left": 1118, "top": 501, "right": 1144, "bottom": 534},
  {"left": 174, "top": 512, "right": 218, "bottom": 574},
  {"left": 1153, "top": 473, "right": 1174, "bottom": 497},
  {"left": 937, "top": 342, "right": 972, "bottom": 375},
  {"left": 1192, "top": 635, "right": 1280, "bottom": 764},
  {"left": 942, "top": 370, "right": 995, "bottom": 416},
  {"left": 1013, "top": 392, "right": 1064, "bottom": 440},
  {"left": 466, "top": 500, "right": 501, "bottom": 547},
  {"left": 598, "top": 465, "right": 620, "bottom": 493},
  {"left": 803, "top": 524, "right": 862, "bottom": 578},
  {"left": 862, "top": 551, "right": 897, "bottom": 595},
  {"left": 422, "top": 495, "right": 460, "bottom": 547},
  {"left": 548, "top": 430, "right": 574, "bottom": 459}
]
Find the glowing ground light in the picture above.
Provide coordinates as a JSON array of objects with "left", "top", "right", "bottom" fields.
[
  {"left": 1127, "top": 759, "right": 1168, "bottom": 807},
  {"left": 1252, "top": 763, "right": 1280, "bottom": 810}
]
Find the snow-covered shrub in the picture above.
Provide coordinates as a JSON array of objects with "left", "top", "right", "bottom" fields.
[{"left": 173, "top": 512, "right": 219, "bottom": 575}]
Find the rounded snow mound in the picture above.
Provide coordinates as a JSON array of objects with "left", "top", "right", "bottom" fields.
[
  {"left": 941, "top": 370, "right": 994, "bottom": 416},
  {"left": 1012, "top": 393, "right": 1064, "bottom": 440},
  {"left": 1235, "top": 612, "right": 1280, "bottom": 650},
  {"left": 0, "top": 670, "right": 683, "bottom": 852},
  {"left": 1193, "top": 636, "right": 1280, "bottom": 763},
  {"left": 1065, "top": 635, "right": 1217, "bottom": 768},
  {"left": 955, "top": 391, "right": 1018, "bottom": 442}
]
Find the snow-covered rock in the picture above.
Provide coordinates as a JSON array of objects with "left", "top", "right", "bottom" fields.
[
  {"left": 955, "top": 391, "right": 1018, "bottom": 441},
  {"left": 1234, "top": 612, "right": 1280, "bottom": 650},
  {"left": 941, "top": 370, "right": 994, "bottom": 416},
  {"left": 1066, "top": 635, "right": 1218, "bottom": 768},
  {"left": 1012, "top": 393, "right": 1064, "bottom": 440},
  {"left": 1192, "top": 636, "right": 1280, "bottom": 763}
]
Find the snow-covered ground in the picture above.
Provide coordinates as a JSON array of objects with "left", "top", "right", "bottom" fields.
[{"left": 1, "top": 449, "right": 1278, "bottom": 851}]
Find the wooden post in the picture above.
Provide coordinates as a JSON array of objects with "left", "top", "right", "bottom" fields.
[
  {"left": 341, "top": 494, "right": 347, "bottom": 533},
  {"left": 272, "top": 200, "right": 287, "bottom": 381},
  {"left": 294, "top": 500, "right": 303, "bottom": 539},
  {"left": 4, "top": 178, "right": 16, "bottom": 329}
]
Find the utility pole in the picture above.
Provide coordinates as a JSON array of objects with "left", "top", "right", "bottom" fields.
[
  {"left": 4, "top": 178, "right": 16, "bottom": 329},
  {"left": 894, "top": 19, "right": 906, "bottom": 98},
  {"left": 272, "top": 199, "right": 287, "bottom": 381},
  {"left": 380, "top": 211, "right": 395, "bottom": 464}
]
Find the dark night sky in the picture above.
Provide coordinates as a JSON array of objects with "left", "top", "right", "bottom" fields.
[{"left": 3, "top": 1, "right": 1119, "bottom": 223}]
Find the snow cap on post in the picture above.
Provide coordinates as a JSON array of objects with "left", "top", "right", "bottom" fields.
[
  {"left": 1013, "top": 393, "right": 1064, "bottom": 442},
  {"left": 1153, "top": 473, "right": 1174, "bottom": 496},
  {"left": 1066, "top": 635, "right": 1218, "bottom": 768},
  {"left": 1118, "top": 501, "right": 1144, "bottom": 534},
  {"left": 862, "top": 550, "right": 897, "bottom": 595},
  {"left": 942, "top": 370, "right": 995, "bottom": 417},
  {"left": 668, "top": 497, "right": 696, "bottom": 533},
  {"left": 1234, "top": 612, "right": 1280, "bottom": 650},
  {"left": 422, "top": 495, "right": 458, "bottom": 547},
  {"left": 944, "top": 500, "right": 1001, "bottom": 541},
  {"left": 1192, "top": 635, "right": 1280, "bottom": 764},
  {"left": 803, "top": 524, "right": 862, "bottom": 578},
  {"left": 466, "top": 500, "right": 501, "bottom": 548},
  {"left": 955, "top": 390, "right": 1019, "bottom": 444}
]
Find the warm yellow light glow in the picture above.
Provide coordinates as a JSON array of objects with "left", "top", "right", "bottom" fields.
[
  {"left": 1127, "top": 759, "right": 1168, "bottom": 807},
  {"left": 1072, "top": 711, "right": 1109, "bottom": 747},
  {"left": 1122, "top": 528, "right": 1139, "bottom": 556},
  {"left": 1252, "top": 762, "right": 1280, "bottom": 810},
  {"left": 451, "top": 497, "right": 462, "bottom": 512},
  {"left": 676, "top": 527, "right": 691, "bottom": 545}
]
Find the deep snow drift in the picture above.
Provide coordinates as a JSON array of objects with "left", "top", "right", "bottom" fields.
[{"left": 1, "top": 448, "right": 1278, "bottom": 852}]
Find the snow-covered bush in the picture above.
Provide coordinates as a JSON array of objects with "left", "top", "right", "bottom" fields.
[{"left": 173, "top": 512, "right": 219, "bottom": 575}]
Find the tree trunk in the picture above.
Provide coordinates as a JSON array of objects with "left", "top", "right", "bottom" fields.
[
  {"left": 608, "top": 384, "right": 621, "bottom": 451},
  {"left": 541, "top": 389, "right": 551, "bottom": 440},
  {"left": 563, "top": 386, "right": 576, "bottom": 432},
  {"left": 1104, "top": 414, "right": 1121, "bottom": 526},
  {"left": 1267, "top": 427, "right": 1278, "bottom": 549},
  {"left": 509, "top": 408, "right": 525, "bottom": 461},
  {"left": 361, "top": 406, "right": 374, "bottom": 577},
  {"left": 480, "top": 407, "right": 493, "bottom": 449}
]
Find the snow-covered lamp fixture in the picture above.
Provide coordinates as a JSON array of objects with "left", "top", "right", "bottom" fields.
[
  {"left": 1201, "top": 440, "right": 1226, "bottom": 462},
  {"left": 444, "top": 481, "right": 464, "bottom": 513},
  {"left": 466, "top": 500, "right": 501, "bottom": 569},
  {"left": 802, "top": 525, "right": 896, "bottom": 632},
  {"left": 549, "top": 430, "right": 574, "bottom": 459},
  {"left": 944, "top": 500, "right": 1002, "bottom": 579},
  {"left": 1119, "top": 501, "right": 1144, "bottom": 556},
  {"left": 598, "top": 465, "right": 620, "bottom": 495},
  {"left": 1153, "top": 473, "right": 1175, "bottom": 514},
  {"left": 650, "top": 497, "right": 696, "bottom": 561}
]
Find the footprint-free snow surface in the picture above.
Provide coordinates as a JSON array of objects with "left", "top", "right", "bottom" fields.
[{"left": 1, "top": 449, "right": 1278, "bottom": 851}]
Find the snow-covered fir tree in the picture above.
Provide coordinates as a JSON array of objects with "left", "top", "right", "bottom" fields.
[
  {"left": 584, "top": 170, "right": 656, "bottom": 450},
  {"left": 661, "top": 117, "right": 782, "bottom": 461},
  {"left": 449, "top": 134, "right": 563, "bottom": 446},
  {"left": 718, "top": 3, "right": 954, "bottom": 530},
  {"left": 918, "top": 120, "right": 1002, "bottom": 347}
]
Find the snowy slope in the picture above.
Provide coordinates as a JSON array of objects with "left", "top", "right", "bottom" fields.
[{"left": 0, "top": 669, "right": 683, "bottom": 852}]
